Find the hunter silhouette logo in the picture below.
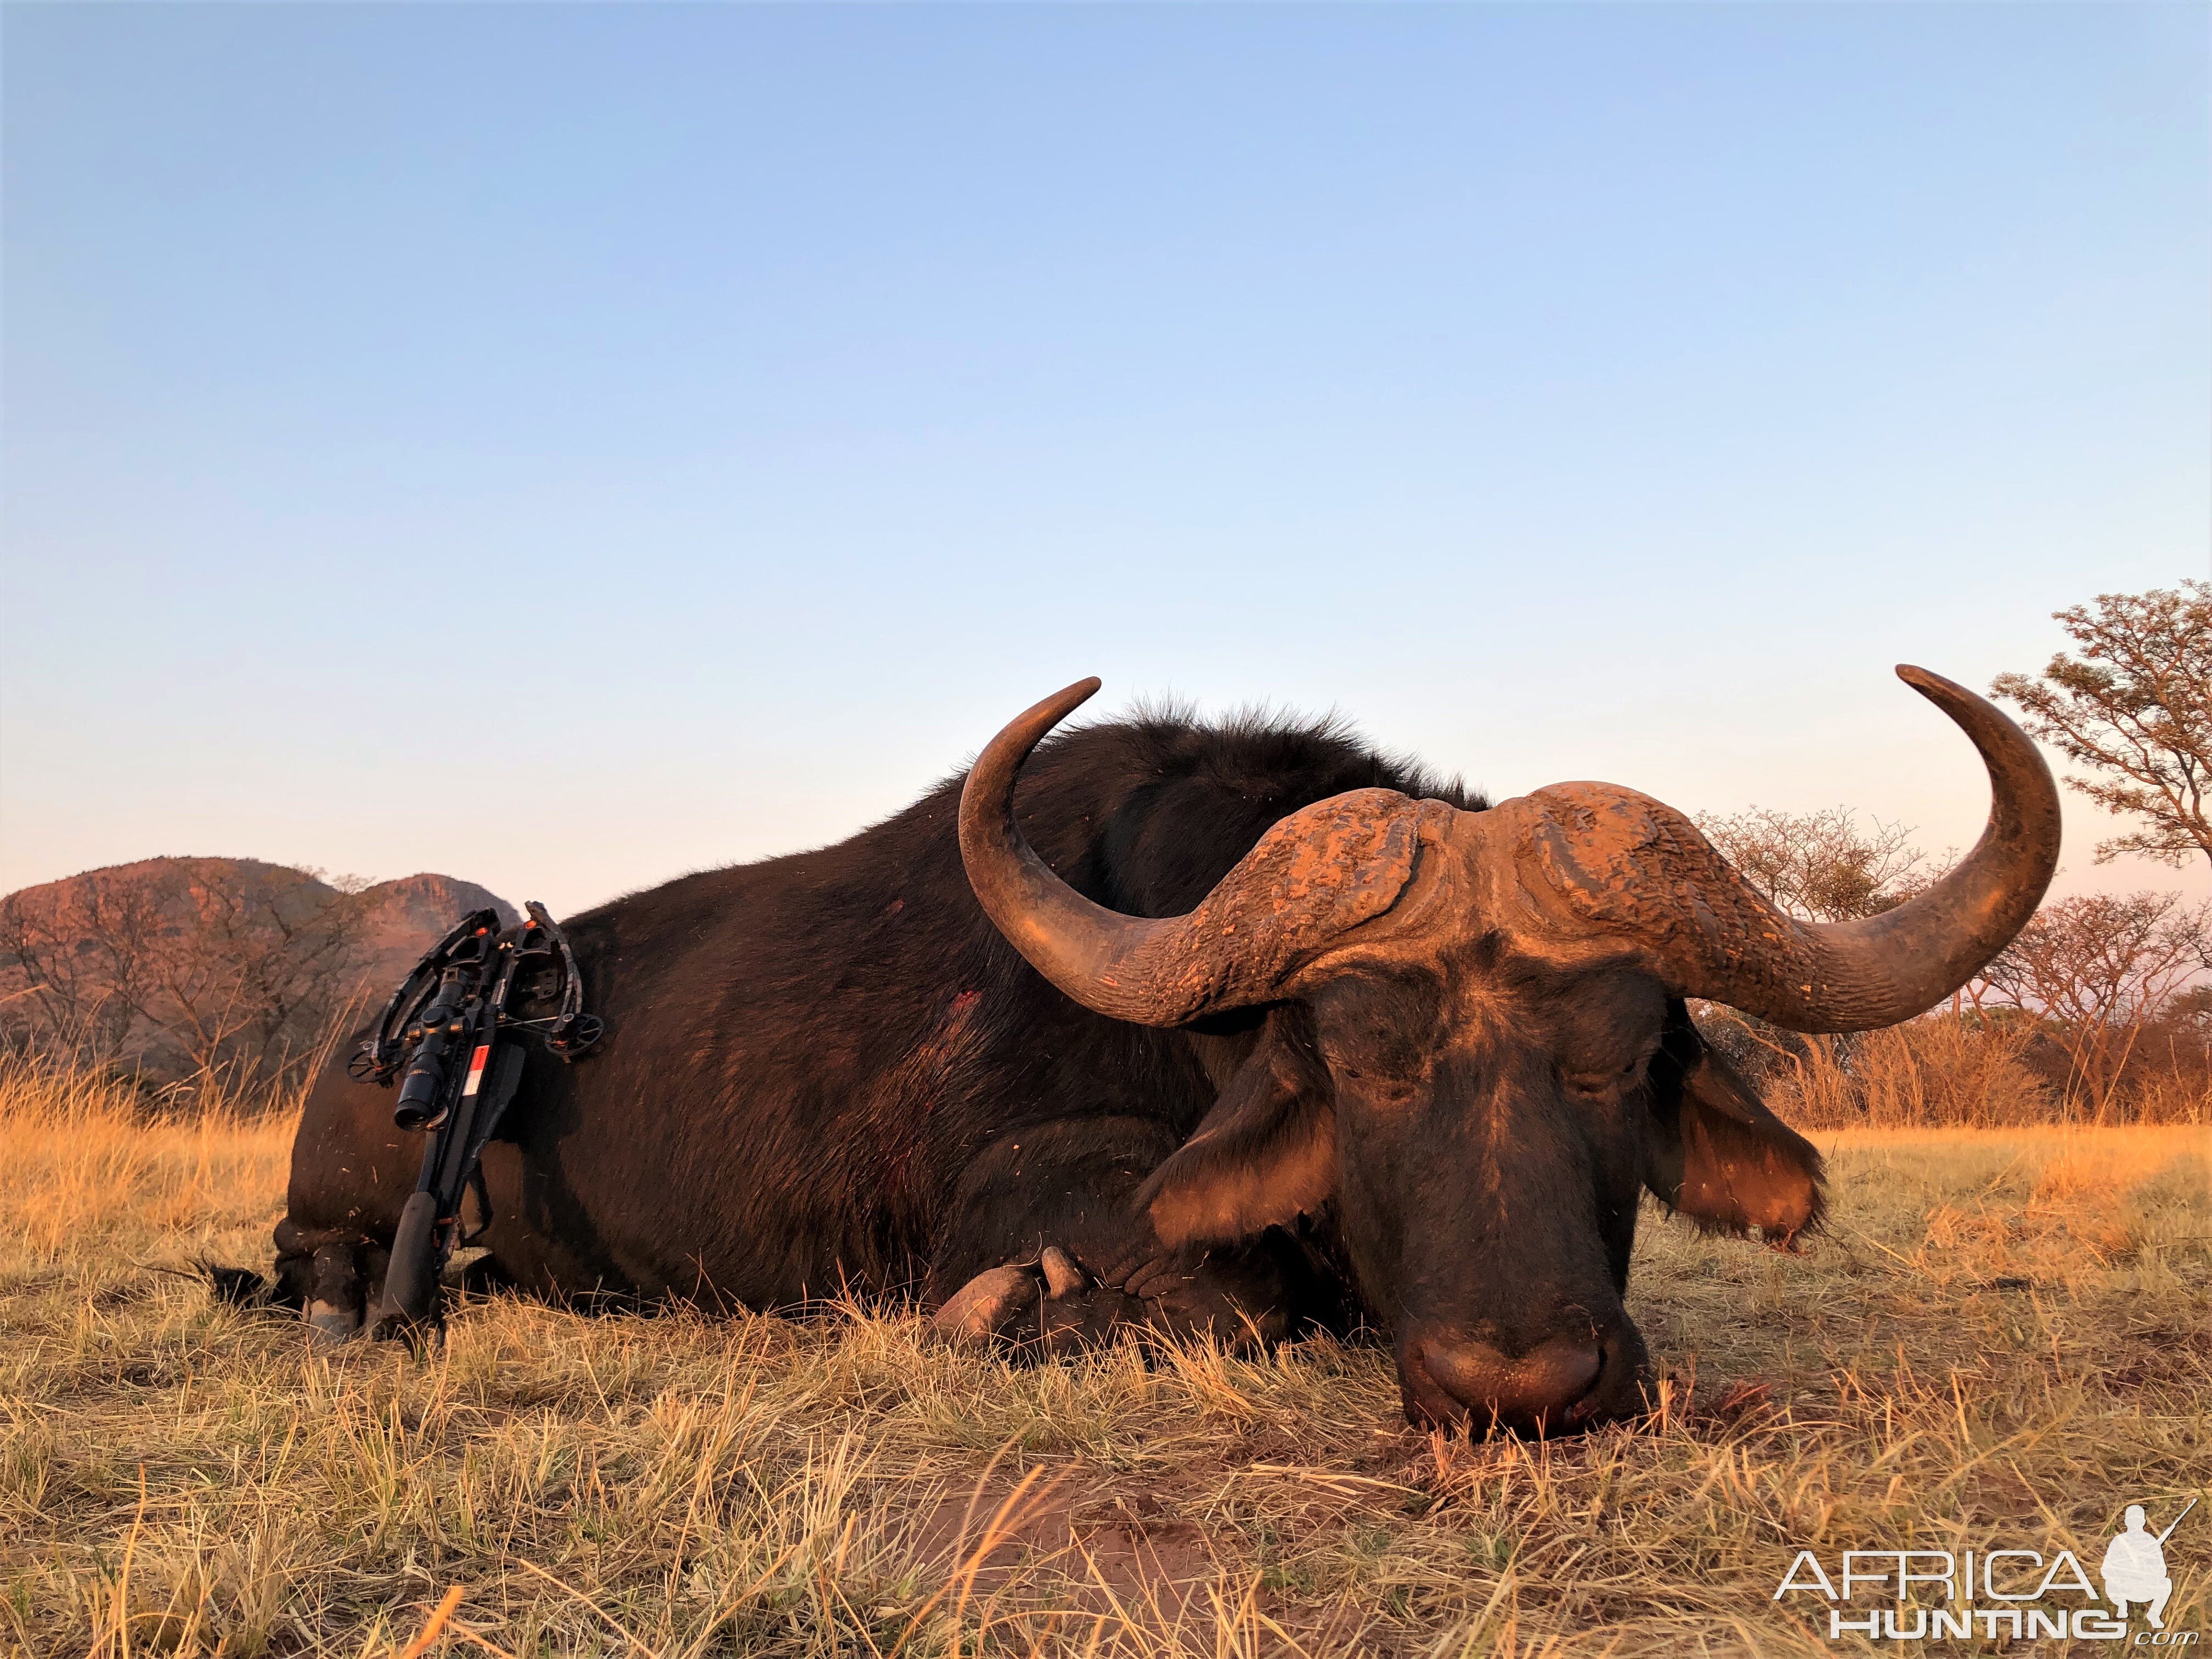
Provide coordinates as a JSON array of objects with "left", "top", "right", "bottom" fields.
[
  {"left": 2104, "top": 1500, "right": 2193, "bottom": 1630},
  {"left": 1774, "top": 1497, "right": 2200, "bottom": 1643}
]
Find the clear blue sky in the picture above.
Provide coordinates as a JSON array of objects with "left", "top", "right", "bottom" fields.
[{"left": 4, "top": 3, "right": 2207, "bottom": 915}]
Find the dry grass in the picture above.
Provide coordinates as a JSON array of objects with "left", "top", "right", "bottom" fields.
[
  {"left": 1, "top": 1059, "right": 2205, "bottom": 1657},
  {"left": 1768, "top": 1021, "right": 2055, "bottom": 1130},
  {"left": 1753, "top": 1015, "right": 2211, "bottom": 1131}
]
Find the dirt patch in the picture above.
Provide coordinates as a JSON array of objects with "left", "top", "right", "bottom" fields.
[{"left": 901, "top": 1471, "right": 1224, "bottom": 1627}]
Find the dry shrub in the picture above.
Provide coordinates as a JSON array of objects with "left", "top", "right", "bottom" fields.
[
  {"left": 2128, "top": 1065, "right": 2212, "bottom": 1127},
  {"left": 1753, "top": 1015, "right": 2057, "bottom": 1131},
  {"left": 1751, "top": 1013, "right": 2212, "bottom": 1131},
  {"left": 0, "top": 859, "right": 381, "bottom": 1093}
]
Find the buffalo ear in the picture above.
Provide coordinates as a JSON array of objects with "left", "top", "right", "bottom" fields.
[
  {"left": 1136, "top": 1011, "right": 1336, "bottom": 1249},
  {"left": 1644, "top": 1007, "right": 1825, "bottom": 1244}
]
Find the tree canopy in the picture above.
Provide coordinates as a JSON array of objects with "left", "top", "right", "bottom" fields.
[{"left": 1993, "top": 581, "right": 2211, "bottom": 870}]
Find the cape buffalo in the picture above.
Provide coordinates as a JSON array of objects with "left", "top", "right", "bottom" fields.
[{"left": 271, "top": 666, "right": 2057, "bottom": 1433}]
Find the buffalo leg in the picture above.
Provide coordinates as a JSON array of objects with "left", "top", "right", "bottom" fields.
[
  {"left": 926, "top": 1114, "right": 1312, "bottom": 1352},
  {"left": 273, "top": 1043, "right": 417, "bottom": 1341}
]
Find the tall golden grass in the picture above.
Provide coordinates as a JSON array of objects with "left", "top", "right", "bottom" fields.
[
  {"left": 1732, "top": 1014, "right": 2211, "bottom": 1131},
  {"left": 1, "top": 1056, "right": 2205, "bottom": 1656}
]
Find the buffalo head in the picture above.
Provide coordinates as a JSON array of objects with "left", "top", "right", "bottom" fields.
[{"left": 960, "top": 668, "right": 2059, "bottom": 1434}]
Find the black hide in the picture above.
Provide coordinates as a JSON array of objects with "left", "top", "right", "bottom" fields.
[{"left": 275, "top": 713, "right": 1475, "bottom": 1324}]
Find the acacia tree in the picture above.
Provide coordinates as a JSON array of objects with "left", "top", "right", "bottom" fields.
[
  {"left": 1980, "top": 891, "right": 2212, "bottom": 1118},
  {"left": 0, "top": 883, "right": 147, "bottom": 1054},
  {"left": 1691, "top": 805, "right": 1933, "bottom": 923},
  {"left": 1992, "top": 581, "right": 2211, "bottom": 870},
  {"left": 1688, "top": 808, "right": 1942, "bottom": 1084}
]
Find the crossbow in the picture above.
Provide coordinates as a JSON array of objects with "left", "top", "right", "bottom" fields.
[{"left": 347, "top": 901, "right": 602, "bottom": 1340}]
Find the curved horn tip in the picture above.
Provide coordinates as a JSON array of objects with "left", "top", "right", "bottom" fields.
[
  {"left": 975, "top": 679, "right": 1104, "bottom": 768},
  {"left": 1894, "top": 663, "right": 1971, "bottom": 703},
  {"left": 1033, "top": 676, "right": 1103, "bottom": 725}
]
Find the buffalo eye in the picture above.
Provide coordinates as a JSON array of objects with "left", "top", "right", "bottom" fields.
[
  {"left": 1559, "top": 1045, "right": 1657, "bottom": 1103},
  {"left": 1551, "top": 973, "right": 1668, "bottom": 1103},
  {"left": 1320, "top": 1025, "right": 1423, "bottom": 1096}
]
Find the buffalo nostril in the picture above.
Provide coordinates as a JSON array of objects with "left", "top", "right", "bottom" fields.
[{"left": 1415, "top": 1334, "right": 1605, "bottom": 1433}]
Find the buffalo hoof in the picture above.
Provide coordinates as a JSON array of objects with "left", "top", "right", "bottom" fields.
[
  {"left": 304, "top": 1300, "right": 359, "bottom": 1347},
  {"left": 931, "top": 1246, "right": 1095, "bottom": 1344},
  {"left": 930, "top": 1248, "right": 1155, "bottom": 1352},
  {"left": 932, "top": 1263, "right": 1042, "bottom": 1343},
  {"left": 1039, "top": 1245, "right": 1087, "bottom": 1299}
]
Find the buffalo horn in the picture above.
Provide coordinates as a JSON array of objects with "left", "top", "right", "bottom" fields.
[
  {"left": 957, "top": 680, "right": 1435, "bottom": 1026},
  {"left": 963, "top": 666, "right": 2060, "bottom": 1038},
  {"left": 1485, "top": 667, "right": 2061, "bottom": 1031}
]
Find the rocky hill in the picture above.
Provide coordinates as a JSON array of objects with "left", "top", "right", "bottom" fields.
[
  {"left": 336, "top": 870, "right": 522, "bottom": 993},
  {"left": 0, "top": 857, "right": 516, "bottom": 1084}
]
